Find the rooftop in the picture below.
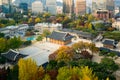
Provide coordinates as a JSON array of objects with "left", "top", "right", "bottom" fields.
[
  {"left": 35, "top": 23, "right": 62, "bottom": 28},
  {"left": 1, "top": 49, "right": 27, "bottom": 61},
  {"left": 102, "top": 39, "right": 116, "bottom": 46},
  {"left": 48, "top": 31, "right": 73, "bottom": 41}
]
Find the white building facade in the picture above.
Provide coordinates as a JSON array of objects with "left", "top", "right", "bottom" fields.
[
  {"left": 46, "top": 0, "right": 57, "bottom": 15},
  {"left": 34, "top": 23, "right": 62, "bottom": 34},
  {"left": 0, "top": 24, "right": 29, "bottom": 37},
  {"left": 112, "top": 19, "right": 120, "bottom": 31},
  {"left": 32, "top": 0, "right": 43, "bottom": 14}
]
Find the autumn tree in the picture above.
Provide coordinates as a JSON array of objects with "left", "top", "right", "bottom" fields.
[
  {"left": 18, "top": 58, "right": 38, "bottom": 80},
  {"left": 35, "top": 17, "right": 41, "bottom": 23},
  {"left": 42, "top": 74, "right": 51, "bottom": 80},
  {"left": 57, "top": 66, "right": 98, "bottom": 80},
  {"left": 72, "top": 41, "right": 90, "bottom": 53},
  {"left": 72, "top": 41, "right": 98, "bottom": 56},
  {"left": 56, "top": 46, "right": 74, "bottom": 62},
  {"left": 89, "top": 43, "right": 99, "bottom": 55},
  {"left": 0, "top": 38, "right": 7, "bottom": 53},
  {"left": 37, "top": 66, "right": 45, "bottom": 80},
  {"left": 42, "top": 29, "right": 51, "bottom": 38}
]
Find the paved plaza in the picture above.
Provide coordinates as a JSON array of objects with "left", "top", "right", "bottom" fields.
[{"left": 19, "top": 42, "right": 60, "bottom": 66}]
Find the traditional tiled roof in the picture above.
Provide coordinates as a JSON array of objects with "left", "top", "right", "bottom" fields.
[
  {"left": 62, "top": 29, "right": 93, "bottom": 39},
  {"left": 2, "top": 49, "right": 27, "bottom": 61},
  {"left": 48, "top": 31, "right": 73, "bottom": 41},
  {"left": 102, "top": 39, "right": 116, "bottom": 46}
]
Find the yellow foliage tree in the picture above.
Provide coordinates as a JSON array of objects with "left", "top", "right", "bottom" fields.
[
  {"left": 18, "top": 58, "right": 38, "bottom": 80},
  {"left": 28, "top": 18, "right": 33, "bottom": 23},
  {"left": 56, "top": 46, "right": 74, "bottom": 62},
  {"left": 42, "top": 74, "right": 51, "bottom": 80},
  {"left": 35, "top": 17, "right": 41, "bottom": 23},
  {"left": 57, "top": 66, "right": 98, "bottom": 80}
]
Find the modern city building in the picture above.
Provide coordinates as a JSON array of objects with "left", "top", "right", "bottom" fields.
[
  {"left": 19, "top": 3, "right": 28, "bottom": 11},
  {"left": 46, "top": 0, "right": 57, "bottom": 15},
  {"left": 0, "top": 0, "right": 12, "bottom": 13},
  {"left": 0, "top": 24, "right": 29, "bottom": 37},
  {"left": 34, "top": 23, "right": 63, "bottom": 34},
  {"left": 75, "top": 0, "right": 86, "bottom": 16},
  {"left": 32, "top": 0, "right": 43, "bottom": 14},
  {"left": 92, "top": 0, "right": 114, "bottom": 18},
  {"left": 63, "top": 0, "right": 74, "bottom": 16},
  {"left": 112, "top": 18, "right": 120, "bottom": 31},
  {"left": 56, "top": 6, "right": 63, "bottom": 14},
  {"left": 94, "top": 10, "right": 110, "bottom": 20}
]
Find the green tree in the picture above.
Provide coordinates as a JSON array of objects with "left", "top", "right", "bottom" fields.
[
  {"left": 42, "top": 29, "right": 51, "bottom": 38},
  {"left": 36, "top": 35, "right": 43, "bottom": 41},
  {"left": 95, "top": 23, "right": 105, "bottom": 31},
  {"left": 101, "top": 58, "right": 119, "bottom": 73},
  {"left": 0, "top": 38, "right": 7, "bottom": 53},
  {"left": 8, "top": 36, "right": 22, "bottom": 49}
]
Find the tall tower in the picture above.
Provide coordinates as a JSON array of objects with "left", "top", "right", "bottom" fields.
[
  {"left": 46, "top": 0, "right": 57, "bottom": 15},
  {"left": 75, "top": 0, "right": 86, "bottom": 16},
  {"left": 92, "top": 0, "right": 114, "bottom": 13},
  {"left": 92, "top": 0, "right": 114, "bottom": 19},
  {"left": 63, "top": 0, "right": 74, "bottom": 16}
]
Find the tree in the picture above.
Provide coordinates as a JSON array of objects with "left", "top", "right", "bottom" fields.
[
  {"left": 101, "top": 58, "right": 119, "bottom": 73},
  {"left": 36, "top": 35, "right": 43, "bottom": 41},
  {"left": 8, "top": 37, "right": 22, "bottom": 49},
  {"left": 56, "top": 46, "right": 74, "bottom": 62},
  {"left": 0, "top": 33, "right": 4, "bottom": 38},
  {"left": 95, "top": 23, "right": 105, "bottom": 31},
  {"left": 28, "top": 17, "right": 33, "bottom": 24},
  {"left": 42, "top": 29, "right": 51, "bottom": 38},
  {"left": 57, "top": 66, "right": 98, "bottom": 80},
  {"left": 18, "top": 58, "right": 38, "bottom": 80},
  {"left": 43, "top": 13, "right": 51, "bottom": 22},
  {"left": 42, "top": 74, "right": 51, "bottom": 80},
  {"left": 88, "top": 14, "right": 95, "bottom": 22},
  {"left": 88, "top": 23, "right": 94, "bottom": 30},
  {"left": 37, "top": 66, "right": 45, "bottom": 80},
  {"left": 89, "top": 43, "right": 99, "bottom": 55},
  {"left": 35, "top": 17, "right": 41, "bottom": 23},
  {"left": 0, "top": 38, "right": 7, "bottom": 53}
]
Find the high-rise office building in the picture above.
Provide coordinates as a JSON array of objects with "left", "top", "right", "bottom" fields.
[
  {"left": 0, "top": 0, "right": 12, "bottom": 13},
  {"left": 19, "top": 3, "right": 28, "bottom": 11},
  {"left": 46, "top": 0, "right": 57, "bottom": 15},
  {"left": 75, "top": 0, "right": 86, "bottom": 16},
  {"left": 32, "top": 0, "right": 43, "bottom": 14},
  {"left": 92, "top": 0, "right": 114, "bottom": 18},
  {"left": 63, "top": 0, "right": 74, "bottom": 16},
  {"left": 92, "top": 0, "right": 114, "bottom": 13}
]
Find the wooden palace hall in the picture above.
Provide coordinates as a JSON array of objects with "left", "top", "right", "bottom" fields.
[{"left": 47, "top": 31, "right": 73, "bottom": 45}]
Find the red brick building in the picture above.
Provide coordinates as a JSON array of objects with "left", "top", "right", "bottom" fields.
[{"left": 94, "top": 10, "right": 113, "bottom": 20}]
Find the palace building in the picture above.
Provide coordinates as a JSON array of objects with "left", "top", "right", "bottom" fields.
[{"left": 48, "top": 31, "right": 73, "bottom": 45}]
